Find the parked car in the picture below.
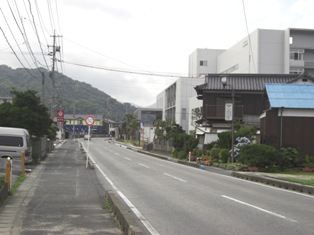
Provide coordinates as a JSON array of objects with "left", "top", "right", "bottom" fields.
[
  {"left": 0, "top": 126, "right": 32, "bottom": 164},
  {"left": 83, "top": 134, "right": 91, "bottom": 140}
]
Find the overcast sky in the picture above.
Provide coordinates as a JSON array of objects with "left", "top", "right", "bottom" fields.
[{"left": 1, "top": 0, "right": 314, "bottom": 107}]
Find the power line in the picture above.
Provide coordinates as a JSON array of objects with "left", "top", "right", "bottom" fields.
[
  {"left": 0, "top": 25, "right": 37, "bottom": 79},
  {"left": 27, "top": 0, "right": 50, "bottom": 70},
  {"left": 59, "top": 59, "right": 189, "bottom": 78},
  {"left": 0, "top": 7, "right": 32, "bottom": 68},
  {"left": 242, "top": 0, "right": 256, "bottom": 73}
]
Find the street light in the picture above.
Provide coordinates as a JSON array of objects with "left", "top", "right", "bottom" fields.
[{"left": 221, "top": 76, "right": 235, "bottom": 163}]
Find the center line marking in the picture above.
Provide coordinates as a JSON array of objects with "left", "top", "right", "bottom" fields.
[
  {"left": 164, "top": 173, "right": 187, "bottom": 183},
  {"left": 124, "top": 157, "right": 131, "bottom": 161},
  {"left": 222, "top": 195, "right": 298, "bottom": 223},
  {"left": 138, "top": 163, "right": 150, "bottom": 168}
]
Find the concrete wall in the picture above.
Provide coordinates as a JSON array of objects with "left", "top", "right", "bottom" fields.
[
  {"left": 189, "top": 49, "right": 225, "bottom": 77},
  {"left": 217, "top": 29, "right": 285, "bottom": 74}
]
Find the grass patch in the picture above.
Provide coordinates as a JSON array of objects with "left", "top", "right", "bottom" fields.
[
  {"left": 284, "top": 178, "right": 314, "bottom": 186},
  {"left": 271, "top": 172, "right": 314, "bottom": 187},
  {"left": 10, "top": 175, "right": 26, "bottom": 195}
]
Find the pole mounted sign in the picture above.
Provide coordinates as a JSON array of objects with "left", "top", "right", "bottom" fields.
[
  {"left": 57, "top": 110, "right": 64, "bottom": 117},
  {"left": 85, "top": 115, "right": 95, "bottom": 126},
  {"left": 225, "top": 103, "right": 233, "bottom": 121},
  {"left": 84, "top": 115, "right": 95, "bottom": 169},
  {"left": 57, "top": 110, "right": 64, "bottom": 130}
]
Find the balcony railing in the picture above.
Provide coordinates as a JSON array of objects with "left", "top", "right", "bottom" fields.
[
  {"left": 305, "top": 61, "right": 314, "bottom": 68},
  {"left": 204, "top": 105, "right": 243, "bottom": 120}
]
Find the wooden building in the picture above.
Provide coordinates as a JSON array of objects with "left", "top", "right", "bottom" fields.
[
  {"left": 194, "top": 73, "right": 314, "bottom": 149},
  {"left": 261, "top": 83, "right": 314, "bottom": 156}
]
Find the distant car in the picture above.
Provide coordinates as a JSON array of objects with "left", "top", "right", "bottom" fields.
[{"left": 83, "top": 134, "right": 91, "bottom": 140}]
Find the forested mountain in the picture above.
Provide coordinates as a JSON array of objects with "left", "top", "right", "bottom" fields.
[{"left": 0, "top": 65, "right": 137, "bottom": 122}]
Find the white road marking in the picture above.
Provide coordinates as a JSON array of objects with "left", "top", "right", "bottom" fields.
[
  {"left": 138, "top": 163, "right": 150, "bottom": 168},
  {"left": 124, "top": 157, "right": 131, "bottom": 161},
  {"left": 164, "top": 173, "right": 187, "bottom": 183},
  {"left": 114, "top": 152, "right": 120, "bottom": 156},
  {"left": 221, "top": 195, "right": 298, "bottom": 223},
  {"left": 90, "top": 155, "right": 159, "bottom": 235}
]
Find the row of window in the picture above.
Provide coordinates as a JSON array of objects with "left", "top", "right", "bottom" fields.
[{"left": 290, "top": 49, "right": 304, "bottom": 61}]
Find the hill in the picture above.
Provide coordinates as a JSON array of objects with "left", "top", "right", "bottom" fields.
[{"left": 0, "top": 65, "right": 137, "bottom": 122}]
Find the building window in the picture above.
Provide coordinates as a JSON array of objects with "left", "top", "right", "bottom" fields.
[
  {"left": 200, "top": 60, "right": 207, "bottom": 66},
  {"left": 289, "top": 67, "right": 304, "bottom": 74},
  {"left": 290, "top": 49, "right": 304, "bottom": 61},
  {"left": 182, "top": 108, "right": 186, "bottom": 120}
]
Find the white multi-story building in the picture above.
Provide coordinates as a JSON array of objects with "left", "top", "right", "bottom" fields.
[
  {"left": 156, "top": 77, "right": 204, "bottom": 133},
  {"left": 189, "top": 28, "right": 314, "bottom": 76},
  {"left": 157, "top": 28, "right": 314, "bottom": 133}
]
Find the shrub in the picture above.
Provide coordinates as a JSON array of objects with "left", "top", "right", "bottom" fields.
[
  {"left": 235, "top": 126, "right": 256, "bottom": 139},
  {"left": 192, "top": 148, "right": 203, "bottom": 158},
  {"left": 237, "top": 144, "right": 278, "bottom": 168},
  {"left": 210, "top": 147, "right": 221, "bottom": 161},
  {"left": 217, "top": 131, "right": 232, "bottom": 149},
  {"left": 301, "top": 155, "right": 314, "bottom": 167},
  {"left": 219, "top": 148, "right": 230, "bottom": 163},
  {"left": 278, "top": 147, "right": 301, "bottom": 169},
  {"left": 175, "top": 150, "right": 186, "bottom": 160}
]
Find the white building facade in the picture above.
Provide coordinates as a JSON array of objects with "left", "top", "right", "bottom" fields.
[
  {"left": 156, "top": 77, "right": 204, "bottom": 133},
  {"left": 189, "top": 28, "right": 314, "bottom": 76}
]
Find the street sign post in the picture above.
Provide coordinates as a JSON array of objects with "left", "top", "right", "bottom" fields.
[
  {"left": 85, "top": 115, "right": 95, "bottom": 168},
  {"left": 85, "top": 115, "right": 95, "bottom": 126}
]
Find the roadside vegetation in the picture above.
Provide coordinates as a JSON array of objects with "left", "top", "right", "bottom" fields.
[
  {"left": 0, "top": 89, "right": 57, "bottom": 140},
  {"left": 9, "top": 175, "right": 25, "bottom": 195},
  {"left": 115, "top": 114, "right": 314, "bottom": 187}
]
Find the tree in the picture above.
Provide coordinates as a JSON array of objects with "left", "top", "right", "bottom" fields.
[
  {"left": 191, "top": 107, "right": 202, "bottom": 128},
  {"left": 123, "top": 114, "right": 139, "bottom": 140},
  {"left": 0, "top": 89, "right": 55, "bottom": 139}
]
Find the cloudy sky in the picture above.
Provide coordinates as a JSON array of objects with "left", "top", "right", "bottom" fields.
[{"left": 1, "top": 0, "right": 314, "bottom": 107}]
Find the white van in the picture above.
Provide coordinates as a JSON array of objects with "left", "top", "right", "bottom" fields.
[{"left": 0, "top": 127, "right": 32, "bottom": 164}]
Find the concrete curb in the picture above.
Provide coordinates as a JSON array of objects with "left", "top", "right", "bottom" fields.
[
  {"left": 80, "top": 141, "right": 150, "bottom": 235},
  {"left": 232, "top": 171, "right": 314, "bottom": 195},
  {"left": 132, "top": 146, "right": 314, "bottom": 195},
  {"left": 106, "top": 191, "right": 151, "bottom": 235}
]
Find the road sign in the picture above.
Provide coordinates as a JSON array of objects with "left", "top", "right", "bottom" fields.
[
  {"left": 57, "top": 117, "right": 64, "bottom": 122},
  {"left": 57, "top": 110, "right": 64, "bottom": 117},
  {"left": 225, "top": 103, "right": 233, "bottom": 121},
  {"left": 85, "top": 115, "right": 95, "bottom": 126},
  {"left": 57, "top": 122, "right": 63, "bottom": 129}
]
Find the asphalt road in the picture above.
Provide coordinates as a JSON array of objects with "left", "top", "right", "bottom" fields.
[{"left": 82, "top": 138, "right": 314, "bottom": 235}]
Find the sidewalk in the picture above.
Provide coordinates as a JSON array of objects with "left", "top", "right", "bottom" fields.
[{"left": 0, "top": 140, "right": 122, "bottom": 235}]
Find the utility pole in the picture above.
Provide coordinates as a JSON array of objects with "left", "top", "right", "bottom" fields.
[
  {"left": 49, "top": 30, "right": 62, "bottom": 119},
  {"left": 41, "top": 72, "right": 45, "bottom": 105}
]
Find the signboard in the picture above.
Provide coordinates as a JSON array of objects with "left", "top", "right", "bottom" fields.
[
  {"left": 85, "top": 115, "right": 95, "bottom": 126},
  {"left": 57, "top": 122, "right": 63, "bottom": 128},
  {"left": 225, "top": 103, "right": 233, "bottom": 121},
  {"left": 57, "top": 110, "right": 64, "bottom": 117}
]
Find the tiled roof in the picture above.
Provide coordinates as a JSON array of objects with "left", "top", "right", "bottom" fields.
[
  {"left": 63, "top": 114, "right": 103, "bottom": 120},
  {"left": 266, "top": 84, "right": 314, "bottom": 109},
  {"left": 195, "top": 73, "right": 314, "bottom": 92}
]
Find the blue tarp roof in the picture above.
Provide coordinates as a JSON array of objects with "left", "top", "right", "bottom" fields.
[{"left": 266, "top": 84, "right": 314, "bottom": 109}]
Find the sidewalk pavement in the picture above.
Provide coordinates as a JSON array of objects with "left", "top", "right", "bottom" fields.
[{"left": 0, "top": 140, "right": 122, "bottom": 235}]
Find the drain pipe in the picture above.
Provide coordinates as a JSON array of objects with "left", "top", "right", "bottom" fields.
[{"left": 280, "top": 107, "right": 284, "bottom": 148}]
